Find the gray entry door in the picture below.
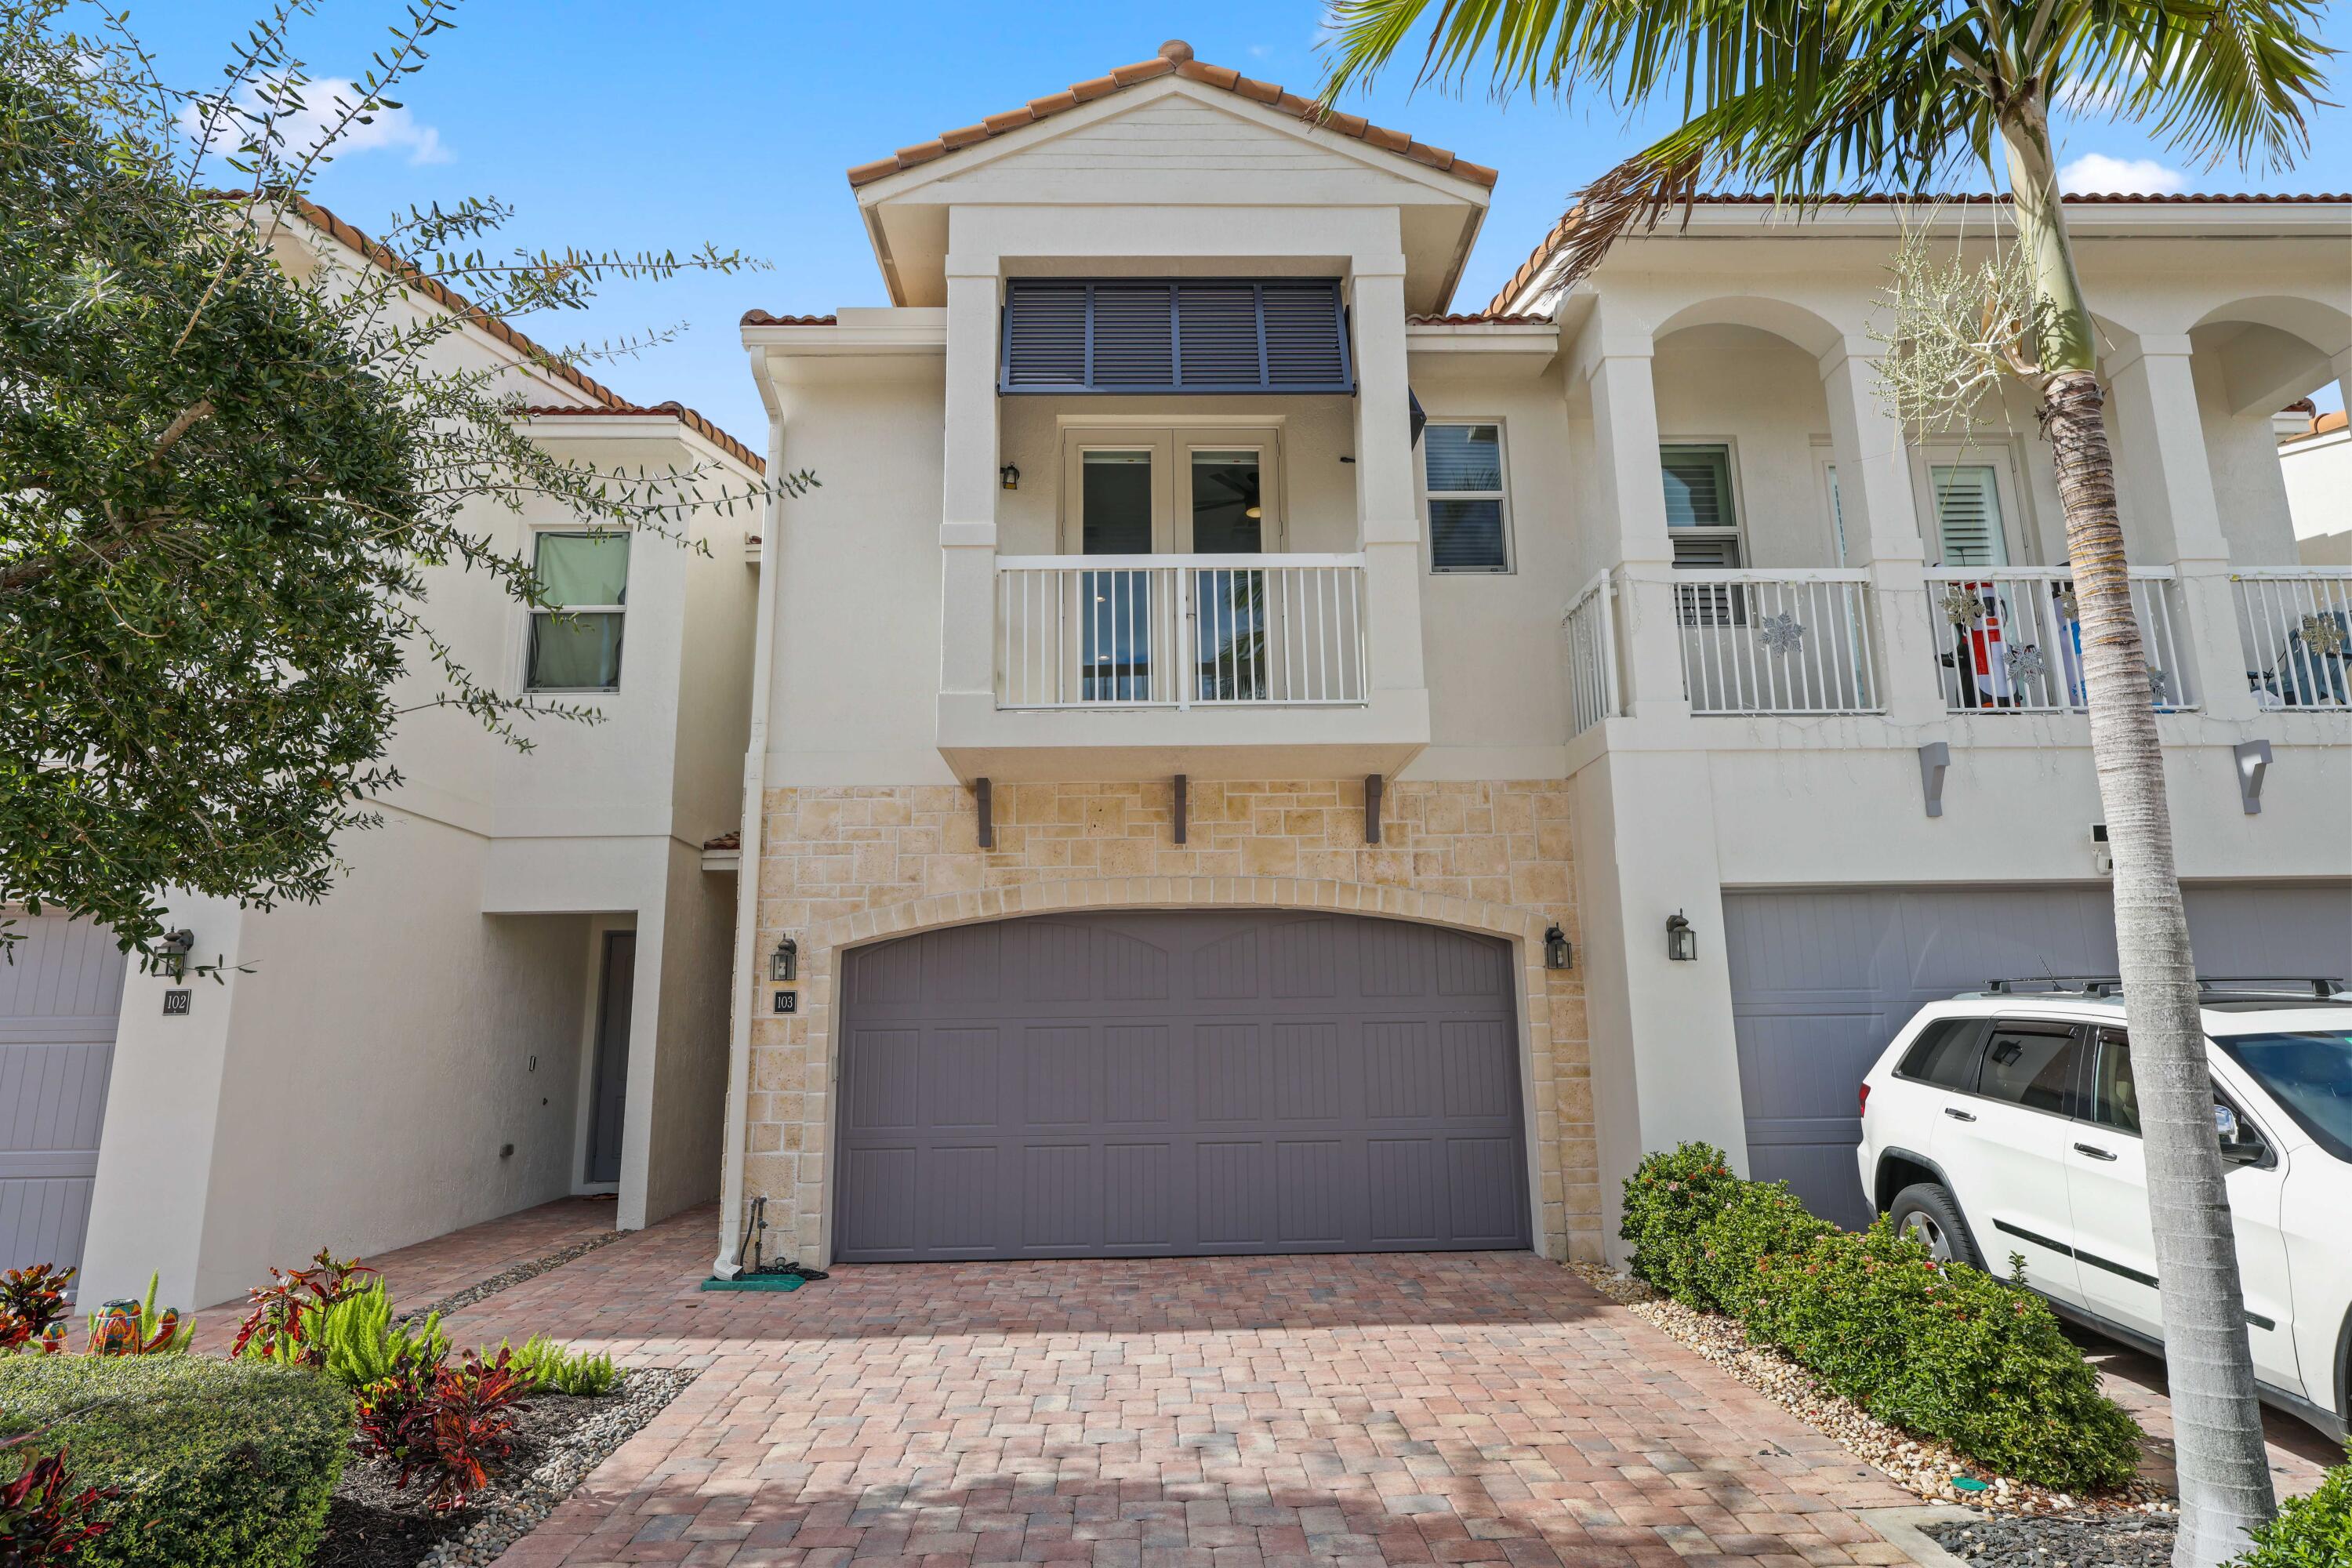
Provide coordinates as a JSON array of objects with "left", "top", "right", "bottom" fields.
[
  {"left": 1724, "top": 881, "right": 2352, "bottom": 1229},
  {"left": 1, "top": 911, "right": 127, "bottom": 1274},
  {"left": 584, "top": 931, "right": 634, "bottom": 1185},
  {"left": 834, "top": 911, "right": 1532, "bottom": 1261}
]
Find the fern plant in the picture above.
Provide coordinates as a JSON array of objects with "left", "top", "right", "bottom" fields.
[
  {"left": 258, "top": 1280, "right": 446, "bottom": 1388},
  {"left": 498, "top": 1335, "right": 618, "bottom": 1396}
]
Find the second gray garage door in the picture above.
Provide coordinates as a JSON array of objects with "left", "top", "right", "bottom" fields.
[
  {"left": 834, "top": 910, "right": 1532, "bottom": 1261},
  {"left": 1726, "top": 881, "right": 2352, "bottom": 1229}
]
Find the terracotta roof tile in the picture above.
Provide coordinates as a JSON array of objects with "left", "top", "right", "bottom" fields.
[
  {"left": 739, "top": 310, "right": 841, "bottom": 327},
  {"left": 1408, "top": 311, "right": 1553, "bottom": 326},
  {"left": 278, "top": 194, "right": 763, "bottom": 473},
  {"left": 848, "top": 40, "right": 1498, "bottom": 192},
  {"left": 1489, "top": 190, "right": 2352, "bottom": 314},
  {"left": 521, "top": 402, "right": 764, "bottom": 474}
]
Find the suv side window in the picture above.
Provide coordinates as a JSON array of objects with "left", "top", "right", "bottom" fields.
[
  {"left": 2089, "top": 1029, "right": 2139, "bottom": 1132},
  {"left": 1897, "top": 1018, "right": 1987, "bottom": 1091},
  {"left": 1977, "top": 1023, "right": 2084, "bottom": 1115}
]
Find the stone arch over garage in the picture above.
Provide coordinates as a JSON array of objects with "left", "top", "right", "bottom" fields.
[{"left": 750, "top": 869, "right": 1584, "bottom": 1269}]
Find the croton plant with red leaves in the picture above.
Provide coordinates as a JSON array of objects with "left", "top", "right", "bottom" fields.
[
  {"left": 353, "top": 1346, "right": 529, "bottom": 1513},
  {"left": 0, "top": 1427, "right": 114, "bottom": 1563},
  {"left": 0, "top": 1267, "right": 73, "bottom": 1355},
  {"left": 230, "top": 1248, "right": 378, "bottom": 1363}
]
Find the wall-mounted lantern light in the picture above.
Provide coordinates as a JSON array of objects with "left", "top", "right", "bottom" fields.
[
  {"left": 1665, "top": 912, "right": 1697, "bottom": 963},
  {"left": 1543, "top": 924, "right": 1573, "bottom": 971},
  {"left": 999, "top": 463, "right": 1020, "bottom": 492},
  {"left": 155, "top": 928, "right": 194, "bottom": 982},
  {"left": 769, "top": 934, "right": 798, "bottom": 983}
]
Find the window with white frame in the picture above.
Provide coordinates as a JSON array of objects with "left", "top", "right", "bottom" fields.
[
  {"left": 1660, "top": 444, "right": 1743, "bottom": 568},
  {"left": 1421, "top": 422, "right": 1511, "bottom": 572},
  {"left": 528, "top": 532, "right": 630, "bottom": 691}
]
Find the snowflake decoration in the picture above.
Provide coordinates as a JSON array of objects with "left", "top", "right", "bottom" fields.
[
  {"left": 2303, "top": 614, "right": 2347, "bottom": 659},
  {"left": 1941, "top": 585, "right": 1982, "bottom": 626},
  {"left": 2146, "top": 668, "right": 2170, "bottom": 704},
  {"left": 2005, "top": 643, "right": 2047, "bottom": 682},
  {"left": 2056, "top": 587, "right": 2080, "bottom": 620},
  {"left": 1758, "top": 613, "right": 1807, "bottom": 657}
]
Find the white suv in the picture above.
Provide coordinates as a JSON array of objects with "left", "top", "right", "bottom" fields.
[{"left": 1856, "top": 982, "right": 2352, "bottom": 1439}]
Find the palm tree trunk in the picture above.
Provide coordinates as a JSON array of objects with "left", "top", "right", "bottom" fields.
[{"left": 2003, "top": 104, "right": 2276, "bottom": 1568}]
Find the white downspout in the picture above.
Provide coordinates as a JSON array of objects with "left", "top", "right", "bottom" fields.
[{"left": 713, "top": 348, "right": 785, "bottom": 1279}]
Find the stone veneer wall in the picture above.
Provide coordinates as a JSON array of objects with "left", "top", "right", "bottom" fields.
[{"left": 746, "top": 779, "right": 1597, "bottom": 1263}]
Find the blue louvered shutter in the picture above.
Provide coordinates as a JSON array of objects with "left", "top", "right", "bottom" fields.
[
  {"left": 1001, "top": 281, "right": 1088, "bottom": 387},
  {"left": 1000, "top": 279, "right": 1351, "bottom": 394}
]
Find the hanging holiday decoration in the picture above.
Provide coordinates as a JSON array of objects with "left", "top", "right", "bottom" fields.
[
  {"left": 2005, "top": 643, "right": 2047, "bottom": 684},
  {"left": 1758, "top": 613, "right": 1806, "bottom": 656},
  {"left": 1942, "top": 585, "right": 1982, "bottom": 626},
  {"left": 2056, "top": 586, "right": 2080, "bottom": 620},
  {"left": 2147, "top": 668, "right": 2170, "bottom": 704},
  {"left": 2302, "top": 613, "right": 2347, "bottom": 659}
]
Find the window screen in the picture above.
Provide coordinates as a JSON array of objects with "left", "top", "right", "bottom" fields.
[
  {"left": 1977, "top": 1025, "right": 2082, "bottom": 1114},
  {"left": 528, "top": 532, "right": 628, "bottom": 691},
  {"left": 1930, "top": 464, "right": 2009, "bottom": 567},
  {"left": 1423, "top": 423, "right": 1509, "bottom": 572},
  {"left": 1896, "top": 1018, "right": 1985, "bottom": 1090},
  {"left": 1000, "top": 279, "right": 1352, "bottom": 394}
]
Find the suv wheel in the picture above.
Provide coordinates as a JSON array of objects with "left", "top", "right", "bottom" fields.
[{"left": 1888, "top": 1182, "right": 1982, "bottom": 1269}]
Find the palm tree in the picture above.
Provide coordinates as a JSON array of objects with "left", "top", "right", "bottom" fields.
[{"left": 1319, "top": 4, "right": 2328, "bottom": 1563}]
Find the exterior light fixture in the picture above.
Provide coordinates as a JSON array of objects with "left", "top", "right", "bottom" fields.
[
  {"left": 154, "top": 928, "right": 194, "bottom": 982},
  {"left": 1244, "top": 505, "right": 1263, "bottom": 520},
  {"left": 769, "top": 934, "right": 798, "bottom": 983},
  {"left": 1665, "top": 912, "right": 1697, "bottom": 963},
  {"left": 1543, "top": 924, "right": 1573, "bottom": 971},
  {"left": 999, "top": 463, "right": 1020, "bottom": 491}
]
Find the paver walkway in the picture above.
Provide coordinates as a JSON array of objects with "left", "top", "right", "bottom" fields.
[
  {"left": 186, "top": 1194, "right": 619, "bottom": 1348},
  {"left": 416, "top": 1210, "right": 1918, "bottom": 1568}
]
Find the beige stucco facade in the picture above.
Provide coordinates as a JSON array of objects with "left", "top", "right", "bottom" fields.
[{"left": 742, "top": 779, "right": 1597, "bottom": 1262}]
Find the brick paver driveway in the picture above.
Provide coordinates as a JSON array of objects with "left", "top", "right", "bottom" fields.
[{"left": 422, "top": 1211, "right": 1916, "bottom": 1568}]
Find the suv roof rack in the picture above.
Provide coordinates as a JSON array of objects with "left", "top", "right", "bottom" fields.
[{"left": 1977, "top": 976, "right": 2346, "bottom": 1000}]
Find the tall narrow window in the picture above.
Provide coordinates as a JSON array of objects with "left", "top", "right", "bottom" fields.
[
  {"left": 1928, "top": 464, "right": 2009, "bottom": 567},
  {"left": 528, "top": 532, "right": 629, "bottom": 691},
  {"left": 1423, "top": 423, "right": 1511, "bottom": 572},
  {"left": 1661, "top": 445, "right": 1742, "bottom": 568}
]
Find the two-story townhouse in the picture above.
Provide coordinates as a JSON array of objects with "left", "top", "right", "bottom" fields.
[
  {"left": 715, "top": 40, "right": 2348, "bottom": 1273},
  {"left": 0, "top": 198, "right": 767, "bottom": 1309}
]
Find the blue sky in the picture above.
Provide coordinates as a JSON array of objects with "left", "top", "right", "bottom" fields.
[{"left": 125, "top": 2, "right": 2352, "bottom": 444}]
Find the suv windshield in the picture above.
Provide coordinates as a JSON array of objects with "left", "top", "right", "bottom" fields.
[{"left": 2215, "top": 1031, "right": 2352, "bottom": 1161}]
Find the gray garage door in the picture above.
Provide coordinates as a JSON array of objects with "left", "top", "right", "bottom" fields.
[
  {"left": 834, "top": 911, "right": 1532, "bottom": 1261},
  {"left": 2, "top": 911, "right": 126, "bottom": 1274},
  {"left": 1726, "top": 882, "right": 2352, "bottom": 1229}
]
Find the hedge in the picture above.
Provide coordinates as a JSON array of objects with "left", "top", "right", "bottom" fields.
[
  {"left": 0, "top": 1352, "right": 352, "bottom": 1567},
  {"left": 1621, "top": 1143, "right": 2142, "bottom": 1493}
]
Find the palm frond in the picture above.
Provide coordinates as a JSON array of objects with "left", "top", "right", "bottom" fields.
[{"left": 2081, "top": 0, "right": 2331, "bottom": 169}]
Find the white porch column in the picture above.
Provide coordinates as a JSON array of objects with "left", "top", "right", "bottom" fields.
[
  {"left": 2106, "top": 335, "right": 2256, "bottom": 721},
  {"left": 1348, "top": 260, "right": 1427, "bottom": 696},
  {"left": 938, "top": 256, "right": 1001, "bottom": 700},
  {"left": 1581, "top": 332, "right": 1690, "bottom": 719},
  {"left": 1820, "top": 337, "right": 1944, "bottom": 724}
]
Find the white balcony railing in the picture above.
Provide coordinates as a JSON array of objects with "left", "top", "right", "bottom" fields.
[
  {"left": 1927, "top": 568, "right": 2195, "bottom": 713},
  {"left": 995, "top": 554, "right": 1367, "bottom": 710},
  {"left": 1671, "top": 571, "right": 1881, "bottom": 715},
  {"left": 2234, "top": 568, "right": 2352, "bottom": 711},
  {"left": 1562, "top": 572, "right": 1621, "bottom": 736}
]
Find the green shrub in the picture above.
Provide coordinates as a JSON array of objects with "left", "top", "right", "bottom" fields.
[
  {"left": 1616, "top": 1143, "right": 2142, "bottom": 1494},
  {"left": 501, "top": 1334, "right": 618, "bottom": 1396},
  {"left": 2232, "top": 1445, "right": 2351, "bottom": 1567},
  {"left": 1619, "top": 1143, "right": 1747, "bottom": 1307},
  {"left": 0, "top": 1353, "right": 351, "bottom": 1567}
]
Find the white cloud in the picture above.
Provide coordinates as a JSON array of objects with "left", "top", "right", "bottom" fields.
[
  {"left": 2058, "top": 153, "right": 2183, "bottom": 194},
  {"left": 183, "top": 75, "right": 451, "bottom": 167}
]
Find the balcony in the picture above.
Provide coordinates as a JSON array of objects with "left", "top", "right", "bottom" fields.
[
  {"left": 936, "top": 552, "right": 1428, "bottom": 782},
  {"left": 2235, "top": 568, "right": 2352, "bottom": 710},
  {"left": 1566, "top": 564, "right": 2232, "bottom": 725}
]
